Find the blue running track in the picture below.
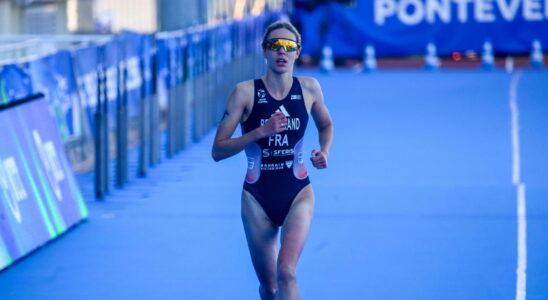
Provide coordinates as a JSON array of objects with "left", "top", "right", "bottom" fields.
[{"left": 0, "top": 69, "right": 547, "bottom": 300}]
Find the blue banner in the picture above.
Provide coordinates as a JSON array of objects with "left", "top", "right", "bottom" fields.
[
  {"left": 0, "top": 64, "right": 33, "bottom": 104},
  {"left": 27, "top": 55, "right": 72, "bottom": 140},
  {"left": 51, "top": 50, "right": 84, "bottom": 138},
  {"left": 167, "top": 36, "right": 181, "bottom": 88},
  {"left": 186, "top": 32, "right": 196, "bottom": 79},
  {"left": 155, "top": 38, "right": 170, "bottom": 109},
  {"left": 218, "top": 24, "right": 233, "bottom": 66},
  {"left": 73, "top": 46, "right": 99, "bottom": 134},
  {"left": 102, "top": 39, "right": 121, "bottom": 127},
  {"left": 141, "top": 34, "right": 155, "bottom": 97},
  {"left": 120, "top": 31, "right": 144, "bottom": 118},
  {"left": 191, "top": 31, "right": 203, "bottom": 77},
  {"left": 296, "top": 0, "right": 548, "bottom": 57}
]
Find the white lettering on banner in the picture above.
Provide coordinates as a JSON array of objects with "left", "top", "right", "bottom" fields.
[
  {"left": 426, "top": 0, "right": 451, "bottom": 23},
  {"left": 106, "top": 67, "right": 117, "bottom": 101},
  {"left": 497, "top": 0, "right": 521, "bottom": 21},
  {"left": 126, "top": 57, "right": 143, "bottom": 91},
  {"left": 33, "top": 130, "right": 65, "bottom": 201},
  {"left": 0, "top": 157, "right": 27, "bottom": 223},
  {"left": 454, "top": 0, "right": 473, "bottom": 22},
  {"left": 399, "top": 0, "right": 425, "bottom": 25},
  {"left": 374, "top": 0, "right": 547, "bottom": 25},
  {"left": 524, "top": 0, "right": 543, "bottom": 20},
  {"left": 118, "top": 61, "right": 126, "bottom": 94},
  {"left": 375, "top": 0, "right": 397, "bottom": 25},
  {"left": 80, "top": 72, "right": 98, "bottom": 108},
  {"left": 476, "top": 0, "right": 496, "bottom": 22}
]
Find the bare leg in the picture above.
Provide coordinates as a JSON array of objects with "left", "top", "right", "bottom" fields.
[
  {"left": 277, "top": 184, "right": 315, "bottom": 300},
  {"left": 241, "top": 190, "right": 279, "bottom": 300}
]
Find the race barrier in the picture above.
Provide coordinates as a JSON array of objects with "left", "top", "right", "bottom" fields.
[
  {"left": 0, "top": 11, "right": 282, "bottom": 269},
  {"left": 0, "top": 12, "right": 280, "bottom": 194},
  {"left": 0, "top": 94, "right": 88, "bottom": 271}
]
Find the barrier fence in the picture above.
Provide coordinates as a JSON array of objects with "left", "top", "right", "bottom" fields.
[
  {"left": 0, "top": 12, "right": 282, "bottom": 200},
  {"left": 0, "top": 12, "right": 284, "bottom": 271}
]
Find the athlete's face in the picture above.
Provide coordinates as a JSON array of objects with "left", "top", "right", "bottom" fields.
[{"left": 263, "top": 28, "right": 300, "bottom": 74}]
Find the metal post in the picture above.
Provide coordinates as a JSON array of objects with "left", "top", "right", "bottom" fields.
[
  {"left": 94, "top": 61, "right": 104, "bottom": 200},
  {"left": 149, "top": 42, "right": 161, "bottom": 166},
  {"left": 116, "top": 45, "right": 128, "bottom": 187},
  {"left": 138, "top": 57, "right": 149, "bottom": 177},
  {"left": 102, "top": 55, "right": 110, "bottom": 195},
  {"left": 95, "top": 46, "right": 109, "bottom": 200}
]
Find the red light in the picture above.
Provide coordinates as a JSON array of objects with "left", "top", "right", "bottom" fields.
[{"left": 452, "top": 52, "right": 462, "bottom": 61}]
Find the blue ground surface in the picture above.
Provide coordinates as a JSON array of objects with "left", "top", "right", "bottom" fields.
[{"left": 0, "top": 69, "right": 547, "bottom": 299}]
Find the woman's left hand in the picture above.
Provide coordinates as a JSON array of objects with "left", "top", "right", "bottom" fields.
[{"left": 310, "top": 149, "right": 328, "bottom": 169}]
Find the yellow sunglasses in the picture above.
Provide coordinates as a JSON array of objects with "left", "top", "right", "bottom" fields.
[{"left": 264, "top": 38, "right": 300, "bottom": 52}]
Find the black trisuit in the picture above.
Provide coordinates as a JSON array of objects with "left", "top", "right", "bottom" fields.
[{"left": 242, "top": 77, "right": 310, "bottom": 226}]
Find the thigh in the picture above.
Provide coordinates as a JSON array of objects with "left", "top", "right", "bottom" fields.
[
  {"left": 241, "top": 190, "right": 279, "bottom": 287},
  {"left": 279, "top": 184, "right": 315, "bottom": 267}
]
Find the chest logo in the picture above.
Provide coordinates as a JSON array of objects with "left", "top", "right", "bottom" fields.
[
  {"left": 275, "top": 105, "right": 290, "bottom": 117},
  {"left": 290, "top": 94, "right": 301, "bottom": 100},
  {"left": 257, "top": 89, "right": 267, "bottom": 104}
]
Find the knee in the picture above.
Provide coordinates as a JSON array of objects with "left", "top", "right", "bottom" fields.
[
  {"left": 259, "top": 285, "right": 277, "bottom": 297},
  {"left": 277, "top": 264, "right": 297, "bottom": 285}
]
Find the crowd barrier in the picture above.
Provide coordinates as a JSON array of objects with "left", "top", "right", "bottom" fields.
[
  {"left": 0, "top": 12, "right": 284, "bottom": 270},
  {"left": 0, "top": 12, "right": 282, "bottom": 199}
]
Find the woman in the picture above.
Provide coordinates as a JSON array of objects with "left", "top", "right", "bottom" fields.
[{"left": 211, "top": 21, "right": 333, "bottom": 300}]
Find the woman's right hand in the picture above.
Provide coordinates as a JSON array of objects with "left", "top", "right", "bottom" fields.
[{"left": 259, "top": 112, "right": 288, "bottom": 138}]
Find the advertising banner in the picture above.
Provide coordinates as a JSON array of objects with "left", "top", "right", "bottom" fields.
[
  {"left": 218, "top": 24, "right": 233, "bottom": 66},
  {"left": 102, "top": 39, "right": 121, "bottom": 128},
  {"left": 297, "top": 0, "right": 548, "bottom": 57},
  {"left": 73, "top": 45, "right": 99, "bottom": 134},
  {"left": 167, "top": 36, "right": 181, "bottom": 88},
  {"left": 155, "top": 38, "right": 169, "bottom": 109},
  {"left": 0, "top": 236, "right": 14, "bottom": 269},
  {"left": 191, "top": 32, "right": 203, "bottom": 78},
  {"left": 120, "top": 31, "right": 144, "bottom": 118},
  {"left": 51, "top": 50, "right": 85, "bottom": 138},
  {"left": 141, "top": 34, "right": 154, "bottom": 98},
  {"left": 0, "top": 95, "right": 88, "bottom": 271},
  {"left": 27, "top": 56, "right": 72, "bottom": 141},
  {"left": 0, "top": 64, "right": 33, "bottom": 105},
  {"left": 185, "top": 32, "right": 196, "bottom": 80}
]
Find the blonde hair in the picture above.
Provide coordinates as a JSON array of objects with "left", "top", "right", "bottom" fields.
[{"left": 261, "top": 21, "right": 302, "bottom": 50}]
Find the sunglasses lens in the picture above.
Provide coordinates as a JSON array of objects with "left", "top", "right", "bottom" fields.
[{"left": 266, "top": 39, "right": 298, "bottom": 52}]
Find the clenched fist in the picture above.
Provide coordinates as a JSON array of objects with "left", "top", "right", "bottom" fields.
[
  {"left": 310, "top": 149, "right": 328, "bottom": 169},
  {"left": 260, "top": 112, "right": 288, "bottom": 138}
]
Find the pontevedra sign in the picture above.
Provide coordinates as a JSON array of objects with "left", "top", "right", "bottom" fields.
[{"left": 374, "top": 0, "right": 548, "bottom": 25}]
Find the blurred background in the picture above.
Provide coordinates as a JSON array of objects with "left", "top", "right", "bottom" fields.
[{"left": 0, "top": 1, "right": 547, "bottom": 299}]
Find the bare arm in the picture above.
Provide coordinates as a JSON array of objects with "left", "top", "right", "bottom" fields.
[
  {"left": 309, "top": 79, "right": 333, "bottom": 169},
  {"left": 211, "top": 82, "right": 288, "bottom": 162}
]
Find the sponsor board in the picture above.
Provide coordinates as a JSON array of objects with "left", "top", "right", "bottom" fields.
[{"left": 0, "top": 95, "right": 88, "bottom": 271}]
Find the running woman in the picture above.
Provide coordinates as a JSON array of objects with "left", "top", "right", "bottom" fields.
[{"left": 211, "top": 21, "right": 333, "bottom": 300}]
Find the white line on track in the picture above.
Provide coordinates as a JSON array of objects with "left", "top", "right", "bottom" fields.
[{"left": 509, "top": 71, "right": 527, "bottom": 300}]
